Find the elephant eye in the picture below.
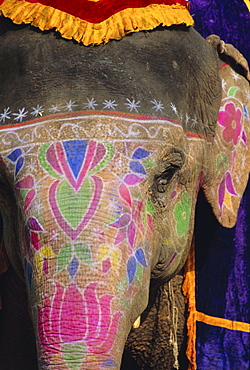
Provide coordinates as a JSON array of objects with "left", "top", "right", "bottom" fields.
[
  {"left": 153, "top": 151, "right": 184, "bottom": 193},
  {"left": 154, "top": 165, "right": 180, "bottom": 193}
]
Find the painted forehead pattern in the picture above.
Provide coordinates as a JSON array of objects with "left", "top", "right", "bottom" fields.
[
  {"left": 0, "top": 99, "right": 214, "bottom": 140},
  {"left": 0, "top": 112, "right": 187, "bottom": 149}
]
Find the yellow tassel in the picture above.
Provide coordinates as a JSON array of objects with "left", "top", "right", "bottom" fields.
[
  {"left": 182, "top": 239, "right": 197, "bottom": 370},
  {"left": 0, "top": 0, "right": 194, "bottom": 45},
  {"left": 243, "top": 0, "right": 250, "bottom": 12}
]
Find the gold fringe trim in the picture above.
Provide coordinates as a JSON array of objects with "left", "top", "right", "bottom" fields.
[
  {"left": 182, "top": 239, "right": 197, "bottom": 370},
  {"left": 195, "top": 311, "right": 250, "bottom": 333},
  {"left": 0, "top": 0, "right": 194, "bottom": 45},
  {"left": 243, "top": 0, "right": 250, "bottom": 12},
  {"left": 183, "top": 239, "right": 250, "bottom": 369}
]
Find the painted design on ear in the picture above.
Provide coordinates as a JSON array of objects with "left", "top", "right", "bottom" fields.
[
  {"left": 218, "top": 102, "right": 242, "bottom": 145},
  {"left": 218, "top": 171, "right": 238, "bottom": 213},
  {"left": 174, "top": 192, "right": 191, "bottom": 237}
]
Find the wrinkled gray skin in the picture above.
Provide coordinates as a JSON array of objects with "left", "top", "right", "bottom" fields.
[{"left": 0, "top": 17, "right": 242, "bottom": 370}]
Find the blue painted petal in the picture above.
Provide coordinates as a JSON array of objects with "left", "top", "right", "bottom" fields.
[
  {"left": 24, "top": 258, "right": 33, "bottom": 292},
  {"left": 132, "top": 148, "right": 152, "bottom": 159},
  {"left": 127, "top": 256, "right": 137, "bottom": 285},
  {"left": 7, "top": 148, "right": 22, "bottom": 162},
  {"left": 68, "top": 256, "right": 79, "bottom": 278},
  {"left": 15, "top": 157, "right": 24, "bottom": 176},
  {"left": 101, "top": 358, "right": 118, "bottom": 367},
  {"left": 39, "top": 358, "right": 50, "bottom": 368},
  {"left": 135, "top": 248, "right": 148, "bottom": 268},
  {"left": 243, "top": 105, "right": 249, "bottom": 119},
  {"left": 129, "top": 161, "right": 146, "bottom": 175},
  {"left": 109, "top": 213, "right": 131, "bottom": 228},
  {"left": 63, "top": 140, "right": 88, "bottom": 179}
]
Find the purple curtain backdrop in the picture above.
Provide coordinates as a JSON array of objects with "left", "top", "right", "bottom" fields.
[
  {"left": 191, "top": 1, "right": 250, "bottom": 369},
  {"left": 191, "top": 0, "right": 250, "bottom": 62}
]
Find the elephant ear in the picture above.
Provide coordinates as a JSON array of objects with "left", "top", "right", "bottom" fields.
[{"left": 203, "top": 63, "right": 250, "bottom": 227}]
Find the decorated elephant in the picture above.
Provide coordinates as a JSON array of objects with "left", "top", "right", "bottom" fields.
[{"left": 0, "top": 1, "right": 249, "bottom": 369}]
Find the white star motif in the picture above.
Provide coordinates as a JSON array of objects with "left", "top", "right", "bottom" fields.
[
  {"left": 221, "top": 79, "right": 227, "bottom": 92},
  {"left": 231, "top": 70, "right": 241, "bottom": 81},
  {"left": 244, "top": 89, "right": 250, "bottom": 101},
  {"left": 124, "top": 98, "right": 140, "bottom": 113},
  {"left": 235, "top": 174, "right": 240, "bottom": 184},
  {"left": 241, "top": 155, "right": 247, "bottom": 167},
  {"left": 103, "top": 100, "right": 117, "bottom": 110},
  {"left": 185, "top": 114, "right": 190, "bottom": 125},
  {"left": 12, "top": 108, "right": 28, "bottom": 122},
  {"left": 48, "top": 229, "right": 60, "bottom": 242},
  {"left": 33, "top": 201, "right": 43, "bottom": 214},
  {"left": 150, "top": 99, "right": 164, "bottom": 112},
  {"left": 0, "top": 107, "right": 12, "bottom": 123},
  {"left": 26, "top": 160, "right": 38, "bottom": 173},
  {"left": 49, "top": 104, "right": 62, "bottom": 113},
  {"left": 84, "top": 98, "right": 98, "bottom": 110},
  {"left": 178, "top": 112, "right": 183, "bottom": 122},
  {"left": 31, "top": 104, "right": 44, "bottom": 117},
  {"left": 64, "top": 100, "right": 78, "bottom": 112},
  {"left": 191, "top": 116, "right": 198, "bottom": 128},
  {"left": 170, "top": 103, "right": 178, "bottom": 115}
]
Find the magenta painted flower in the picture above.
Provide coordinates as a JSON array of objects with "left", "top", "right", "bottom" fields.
[
  {"left": 15, "top": 175, "right": 36, "bottom": 212},
  {"left": 218, "top": 102, "right": 242, "bottom": 145},
  {"left": 218, "top": 171, "right": 238, "bottom": 211},
  {"left": 38, "top": 282, "right": 121, "bottom": 360}
]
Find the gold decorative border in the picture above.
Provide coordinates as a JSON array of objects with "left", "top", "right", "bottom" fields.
[{"left": 0, "top": 0, "right": 193, "bottom": 45}]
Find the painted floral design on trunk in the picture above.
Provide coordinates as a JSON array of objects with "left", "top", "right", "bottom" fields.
[
  {"left": 2, "top": 113, "right": 167, "bottom": 369},
  {"left": 38, "top": 282, "right": 121, "bottom": 369}
]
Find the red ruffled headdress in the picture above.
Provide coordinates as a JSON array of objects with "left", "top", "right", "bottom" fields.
[{"left": 0, "top": 0, "right": 193, "bottom": 45}]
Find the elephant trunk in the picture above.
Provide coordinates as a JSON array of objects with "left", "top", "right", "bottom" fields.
[
  {"left": 35, "top": 280, "right": 123, "bottom": 369},
  {"left": 8, "top": 138, "right": 155, "bottom": 369},
  {"left": 22, "top": 216, "right": 132, "bottom": 370}
]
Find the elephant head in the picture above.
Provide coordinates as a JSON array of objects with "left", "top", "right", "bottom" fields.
[{"left": 0, "top": 27, "right": 249, "bottom": 370}]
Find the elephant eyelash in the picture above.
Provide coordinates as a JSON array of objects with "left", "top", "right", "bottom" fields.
[{"left": 154, "top": 164, "right": 181, "bottom": 193}]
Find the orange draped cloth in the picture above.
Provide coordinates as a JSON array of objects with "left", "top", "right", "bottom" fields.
[{"left": 0, "top": 0, "right": 193, "bottom": 44}]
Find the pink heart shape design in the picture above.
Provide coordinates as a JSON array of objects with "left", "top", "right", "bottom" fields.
[{"left": 49, "top": 176, "right": 103, "bottom": 240}]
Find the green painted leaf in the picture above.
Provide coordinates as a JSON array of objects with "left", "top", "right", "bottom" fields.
[
  {"left": 89, "top": 142, "right": 115, "bottom": 175},
  {"left": 216, "top": 153, "right": 228, "bottom": 173},
  {"left": 57, "top": 178, "right": 92, "bottom": 229},
  {"left": 174, "top": 192, "right": 191, "bottom": 237},
  {"left": 38, "top": 143, "right": 61, "bottom": 179},
  {"left": 74, "top": 243, "right": 92, "bottom": 264},
  {"left": 228, "top": 86, "right": 238, "bottom": 97},
  {"left": 20, "top": 189, "right": 29, "bottom": 199},
  {"left": 56, "top": 244, "right": 72, "bottom": 273},
  {"left": 136, "top": 263, "right": 143, "bottom": 282},
  {"left": 62, "top": 342, "right": 86, "bottom": 370},
  {"left": 146, "top": 198, "right": 155, "bottom": 214},
  {"left": 142, "top": 207, "right": 147, "bottom": 228},
  {"left": 143, "top": 158, "right": 155, "bottom": 168}
]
